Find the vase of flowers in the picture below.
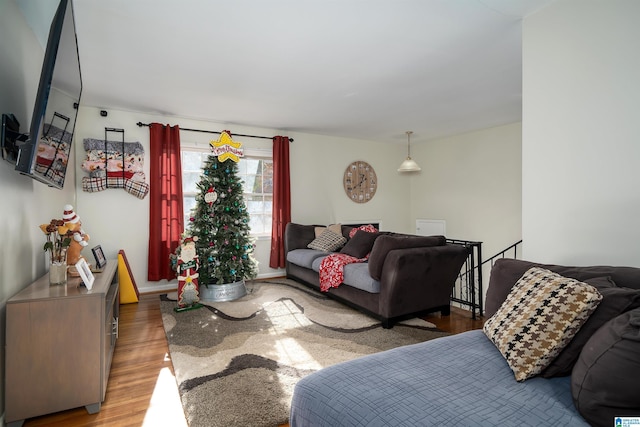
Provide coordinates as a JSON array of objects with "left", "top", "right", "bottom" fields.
[{"left": 40, "top": 219, "right": 72, "bottom": 286}]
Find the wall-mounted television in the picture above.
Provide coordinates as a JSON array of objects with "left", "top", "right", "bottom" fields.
[{"left": 1, "top": 0, "right": 82, "bottom": 189}]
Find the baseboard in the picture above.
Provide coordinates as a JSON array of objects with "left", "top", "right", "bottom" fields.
[{"left": 138, "top": 272, "right": 285, "bottom": 294}]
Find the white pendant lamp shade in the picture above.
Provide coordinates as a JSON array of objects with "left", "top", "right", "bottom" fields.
[
  {"left": 398, "top": 131, "right": 421, "bottom": 172},
  {"left": 398, "top": 157, "right": 421, "bottom": 172}
]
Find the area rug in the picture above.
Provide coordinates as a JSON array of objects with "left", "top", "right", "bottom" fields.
[{"left": 159, "top": 278, "right": 449, "bottom": 427}]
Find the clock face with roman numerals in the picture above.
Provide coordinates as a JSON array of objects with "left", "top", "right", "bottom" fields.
[{"left": 343, "top": 161, "right": 377, "bottom": 203}]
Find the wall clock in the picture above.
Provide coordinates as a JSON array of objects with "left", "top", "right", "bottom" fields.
[{"left": 343, "top": 161, "right": 377, "bottom": 203}]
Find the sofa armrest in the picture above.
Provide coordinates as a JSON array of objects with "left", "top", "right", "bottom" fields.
[
  {"left": 285, "top": 222, "right": 318, "bottom": 253},
  {"left": 368, "top": 234, "right": 447, "bottom": 280},
  {"left": 377, "top": 244, "right": 469, "bottom": 318}
]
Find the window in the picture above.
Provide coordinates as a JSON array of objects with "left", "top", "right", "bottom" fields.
[{"left": 181, "top": 147, "right": 272, "bottom": 236}]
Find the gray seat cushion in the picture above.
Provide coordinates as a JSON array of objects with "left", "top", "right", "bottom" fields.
[
  {"left": 311, "top": 258, "right": 380, "bottom": 293},
  {"left": 287, "top": 249, "right": 328, "bottom": 269},
  {"left": 343, "top": 263, "right": 381, "bottom": 293},
  {"left": 311, "top": 256, "right": 329, "bottom": 272}
]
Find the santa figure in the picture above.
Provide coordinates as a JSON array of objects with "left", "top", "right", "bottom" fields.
[{"left": 177, "top": 236, "right": 200, "bottom": 308}]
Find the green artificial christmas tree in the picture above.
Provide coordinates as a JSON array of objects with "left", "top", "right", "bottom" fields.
[{"left": 184, "top": 138, "right": 258, "bottom": 287}]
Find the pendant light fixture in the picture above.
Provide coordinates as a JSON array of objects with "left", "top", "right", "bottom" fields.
[{"left": 397, "top": 131, "right": 421, "bottom": 172}]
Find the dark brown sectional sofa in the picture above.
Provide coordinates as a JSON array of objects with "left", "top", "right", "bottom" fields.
[{"left": 284, "top": 222, "right": 469, "bottom": 328}]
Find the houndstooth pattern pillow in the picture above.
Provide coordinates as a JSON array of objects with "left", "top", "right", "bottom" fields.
[
  {"left": 483, "top": 267, "right": 602, "bottom": 382},
  {"left": 307, "top": 229, "right": 347, "bottom": 252}
]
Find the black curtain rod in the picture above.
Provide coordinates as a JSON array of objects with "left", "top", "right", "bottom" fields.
[{"left": 136, "top": 122, "right": 293, "bottom": 142}]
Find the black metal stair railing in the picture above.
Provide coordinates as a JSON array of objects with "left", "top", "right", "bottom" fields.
[
  {"left": 482, "top": 240, "right": 523, "bottom": 268},
  {"left": 447, "top": 239, "right": 483, "bottom": 319},
  {"left": 447, "top": 239, "right": 523, "bottom": 320}
]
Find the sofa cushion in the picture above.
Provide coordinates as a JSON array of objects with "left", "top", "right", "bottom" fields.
[
  {"left": 286, "top": 249, "right": 328, "bottom": 269},
  {"left": 483, "top": 267, "right": 603, "bottom": 382},
  {"left": 571, "top": 308, "right": 640, "bottom": 426},
  {"left": 307, "top": 229, "right": 347, "bottom": 252},
  {"left": 311, "top": 258, "right": 380, "bottom": 293},
  {"left": 340, "top": 230, "right": 380, "bottom": 259},
  {"left": 543, "top": 276, "right": 640, "bottom": 378},
  {"left": 311, "top": 255, "right": 327, "bottom": 272},
  {"left": 368, "top": 235, "right": 446, "bottom": 281},
  {"left": 343, "top": 263, "right": 381, "bottom": 293},
  {"left": 486, "top": 258, "right": 640, "bottom": 318}
]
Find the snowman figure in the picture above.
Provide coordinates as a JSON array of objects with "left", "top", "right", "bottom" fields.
[{"left": 177, "top": 236, "right": 200, "bottom": 308}]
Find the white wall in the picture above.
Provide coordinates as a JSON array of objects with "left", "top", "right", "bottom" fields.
[
  {"left": 410, "top": 123, "right": 522, "bottom": 259},
  {"left": 522, "top": 0, "right": 640, "bottom": 266},
  {"left": 0, "top": 0, "right": 78, "bottom": 418},
  {"left": 409, "top": 123, "right": 522, "bottom": 305},
  {"left": 74, "top": 106, "right": 412, "bottom": 293}
]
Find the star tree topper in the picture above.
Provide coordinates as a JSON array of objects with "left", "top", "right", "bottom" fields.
[{"left": 210, "top": 131, "right": 244, "bottom": 162}]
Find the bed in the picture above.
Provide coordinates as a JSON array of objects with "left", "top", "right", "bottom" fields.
[{"left": 289, "top": 330, "right": 588, "bottom": 426}]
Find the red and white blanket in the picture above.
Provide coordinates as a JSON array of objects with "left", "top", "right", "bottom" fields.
[
  {"left": 318, "top": 224, "right": 378, "bottom": 292},
  {"left": 319, "top": 253, "right": 367, "bottom": 292}
]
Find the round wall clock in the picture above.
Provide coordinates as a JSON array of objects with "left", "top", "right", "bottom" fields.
[{"left": 343, "top": 161, "right": 377, "bottom": 203}]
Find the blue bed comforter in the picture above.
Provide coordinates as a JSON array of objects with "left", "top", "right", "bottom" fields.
[{"left": 289, "top": 330, "right": 588, "bottom": 426}]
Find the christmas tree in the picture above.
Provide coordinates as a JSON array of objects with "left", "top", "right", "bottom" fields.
[{"left": 183, "top": 134, "right": 258, "bottom": 286}]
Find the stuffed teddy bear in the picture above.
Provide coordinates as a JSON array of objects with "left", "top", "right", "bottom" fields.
[{"left": 63, "top": 204, "right": 90, "bottom": 266}]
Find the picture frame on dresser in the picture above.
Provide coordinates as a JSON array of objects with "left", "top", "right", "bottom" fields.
[
  {"left": 76, "top": 258, "right": 95, "bottom": 290},
  {"left": 92, "top": 245, "right": 107, "bottom": 269}
]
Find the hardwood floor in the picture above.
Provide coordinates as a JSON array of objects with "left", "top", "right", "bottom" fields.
[
  {"left": 423, "top": 306, "right": 485, "bottom": 334},
  {"left": 21, "top": 293, "right": 483, "bottom": 427}
]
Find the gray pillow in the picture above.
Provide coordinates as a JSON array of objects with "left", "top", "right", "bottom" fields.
[{"left": 571, "top": 308, "right": 640, "bottom": 426}]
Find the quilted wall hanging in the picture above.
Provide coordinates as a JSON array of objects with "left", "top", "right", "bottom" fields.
[{"left": 81, "top": 132, "right": 149, "bottom": 199}]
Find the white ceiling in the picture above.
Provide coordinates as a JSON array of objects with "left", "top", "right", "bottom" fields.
[{"left": 67, "top": 0, "right": 555, "bottom": 144}]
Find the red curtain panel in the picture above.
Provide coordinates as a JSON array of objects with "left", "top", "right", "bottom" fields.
[
  {"left": 148, "top": 123, "right": 184, "bottom": 281},
  {"left": 269, "top": 136, "right": 291, "bottom": 268}
]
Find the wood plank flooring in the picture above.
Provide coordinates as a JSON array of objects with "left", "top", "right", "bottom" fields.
[{"left": 21, "top": 292, "right": 483, "bottom": 427}]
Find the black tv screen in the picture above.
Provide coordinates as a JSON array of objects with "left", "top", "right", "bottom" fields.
[{"left": 14, "top": 0, "right": 82, "bottom": 189}]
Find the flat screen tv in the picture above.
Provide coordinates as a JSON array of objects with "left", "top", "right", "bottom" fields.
[{"left": 12, "top": 0, "right": 82, "bottom": 189}]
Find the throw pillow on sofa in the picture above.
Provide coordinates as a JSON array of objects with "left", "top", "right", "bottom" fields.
[
  {"left": 307, "top": 229, "right": 347, "bottom": 252},
  {"left": 314, "top": 223, "right": 342, "bottom": 238},
  {"left": 542, "top": 276, "right": 640, "bottom": 378},
  {"left": 571, "top": 307, "right": 640, "bottom": 427},
  {"left": 483, "top": 267, "right": 603, "bottom": 382},
  {"left": 347, "top": 224, "right": 378, "bottom": 238},
  {"left": 340, "top": 230, "right": 379, "bottom": 259}
]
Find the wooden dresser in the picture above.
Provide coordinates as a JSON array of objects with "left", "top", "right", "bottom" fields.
[{"left": 5, "top": 260, "right": 119, "bottom": 427}]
